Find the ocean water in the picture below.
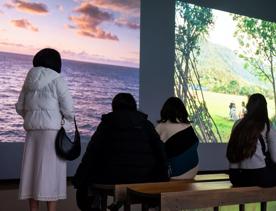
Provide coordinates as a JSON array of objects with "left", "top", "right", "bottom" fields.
[{"left": 0, "top": 51, "right": 139, "bottom": 142}]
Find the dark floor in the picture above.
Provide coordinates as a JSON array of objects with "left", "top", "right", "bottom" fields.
[
  {"left": 0, "top": 180, "right": 143, "bottom": 211},
  {"left": 0, "top": 180, "right": 79, "bottom": 211}
]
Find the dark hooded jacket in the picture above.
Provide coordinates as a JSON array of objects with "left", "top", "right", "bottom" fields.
[{"left": 73, "top": 110, "right": 169, "bottom": 187}]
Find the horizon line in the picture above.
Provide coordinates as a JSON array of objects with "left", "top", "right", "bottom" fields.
[{"left": 0, "top": 50, "right": 140, "bottom": 69}]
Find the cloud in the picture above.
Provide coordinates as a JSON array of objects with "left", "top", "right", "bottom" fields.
[
  {"left": 11, "top": 19, "right": 39, "bottom": 32},
  {"left": 86, "top": 0, "right": 140, "bottom": 30},
  {"left": 0, "top": 41, "right": 25, "bottom": 47},
  {"left": 69, "top": 2, "right": 118, "bottom": 41},
  {"left": 3, "top": 2, "right": 13, "bottom": 9},
  {"left": 57, "top": 4, "right": 64, "bottom": 12},
  {"left": 64, "top": 24, "right": 76, "bottom": 29},
  {"left": 62, "top": 50, "right": 104, "bottom": 60},
  {"left": 115, "top": 18, "right": 140, "bottom": 30},
  {"left": 0, "top": 10, "right": 4, "bottom": 15},
  {"left": 62, "top": 49, "right": 138, "bottom": 67},
  {"left": 4, "top": 0, "right": 48, "bottom": 15},
  {"left": 90, "top": 0, "right": 140, "bottom": 16}
]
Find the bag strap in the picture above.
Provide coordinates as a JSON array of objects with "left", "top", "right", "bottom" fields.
[
  {"left": 61, "top": 116, "right": 79, "bottom": 132},
  {"left": 74, "top": 117, "right": 79, "bottom": 133},
  {"left": 259, "top": 134, "right": 266, "bottom": 155},
  {"left": 259, "top": 134, "right": 272, "bottom": 166}
]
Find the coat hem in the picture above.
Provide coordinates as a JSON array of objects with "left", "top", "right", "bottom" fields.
[{"left": 19, "top": 194, "right": 66, "bottom": 201}]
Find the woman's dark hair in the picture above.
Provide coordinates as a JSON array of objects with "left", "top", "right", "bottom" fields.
[
  {"left": 227, "top": 93, "right": 270, "bottom": 163},
  {"left": 33, "top": 48, "right": 62, "bottom": 73},
  {"left": 112, "top": 93, "right": 137, "bottom": 112},
  {"left": 158, "top": 97, "right": 190, "bottom": 123}
]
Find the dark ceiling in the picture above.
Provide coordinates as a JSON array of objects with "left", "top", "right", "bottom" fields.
[{"left": 183, "top": 0, "right": 276, "bottom": 22}]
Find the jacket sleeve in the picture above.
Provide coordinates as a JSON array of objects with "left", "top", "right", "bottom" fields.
[
  {"left": 15, "top": 84, "right": 26, "bottom": 117},
  {"left": 72, "top": 122, "right": 105, "bottom": 188},
  {"left": 56, "top": 77, "right": 74, "bottom": 121},
  {"left": 146, "top": 121, "right": 169, "bottom": 181}
]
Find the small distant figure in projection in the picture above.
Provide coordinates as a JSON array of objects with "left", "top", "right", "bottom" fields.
[
  {"left": 239, "top": 101, "right": 247, "bottom": 118},
  {"left": 72, "top": 93, "right": 169, "bottom": 211},
  {"left": 16, "top": 48, "right": 74, "bottom": 211},
  {"left": 229, "top": 102, "right": 238, "bottom": 121}
]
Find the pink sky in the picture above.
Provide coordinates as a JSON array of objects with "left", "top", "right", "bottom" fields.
[{"left": 0, "top": 0, "right": 140, "bottom": 67}]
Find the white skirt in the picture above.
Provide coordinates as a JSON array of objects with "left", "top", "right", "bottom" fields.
[{"left": 19, "top": 130, "right": 67, "bottom": 201}]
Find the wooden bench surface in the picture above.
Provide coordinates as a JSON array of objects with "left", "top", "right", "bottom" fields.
[
  {"left": 126, "top": 181, "right": 276, "bottom": 210},
  {"left": 128, "top": 180, "right": 232, "bottom": 195},
  {"left": 194, "top": 173, "right": 229, "bottom": 181},
  {"left": 92, "top": 173, "right": 229, "bottom": 202}
]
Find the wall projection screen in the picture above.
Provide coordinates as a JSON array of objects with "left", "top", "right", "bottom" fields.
[{"left": 0, "top": 0, "right": 276, "bottom": 179}]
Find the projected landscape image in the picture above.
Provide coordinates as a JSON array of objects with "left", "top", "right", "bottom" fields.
[
  {"left": 0, "top": 0, "right": 140, "bottom": 142},
  {"left": 175, "top": 1, "right": 276, "bottom": 143}
]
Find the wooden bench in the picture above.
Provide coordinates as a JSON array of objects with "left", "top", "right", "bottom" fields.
[
  {"left": 90, "top": 173, "right": 229, "bottom": 210},
  {"left": 126, "top": 180, "right": 275, "bottom": 211}
]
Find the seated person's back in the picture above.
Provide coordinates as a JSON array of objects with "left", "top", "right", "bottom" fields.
[
  {"left": 74, "top": 93, "right": 169, "bottom": 187},
  {"left": 156, "top": 97, "right": 199, "bottom": 179},
  {"left": 227, "top": 93, "right": 276, "bottom": 187}
]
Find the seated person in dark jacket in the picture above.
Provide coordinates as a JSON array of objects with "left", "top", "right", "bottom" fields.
[{"left": 73, "top": 93, "right": 169, "bottom": 211}]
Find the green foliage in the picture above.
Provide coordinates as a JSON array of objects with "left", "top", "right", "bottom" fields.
[
  {"left": 211, "top": 83, "right": 270, "bottom": 98},
  {"left": 271, "top": 116, "right": 276, "bottom": 128},
  {"left": 194, "top": 40, "right": 274, "bottom": 99},
  {"left": 175, "top": 1, "right": 214, "bottom": 58},
  {"left": 211, "top": 115, "right": 234, "bottom": 142},
  {"left": 227, "top": 80, "right": 240, "bottom": 95},
  {"left": 239, "top": 86, "right": 252, "bottom": 96},
  {"left": 233, "top": 15, "right": 276, "bottom": 114}
]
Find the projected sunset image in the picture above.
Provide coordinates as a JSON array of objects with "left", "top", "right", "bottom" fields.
[{"left": 0, "top": 0, "right": 140, "bottom": 142}]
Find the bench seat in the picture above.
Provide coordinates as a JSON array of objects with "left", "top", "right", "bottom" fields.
[
  {"left": 126, "top": 181, "right": 275, "bottom": 211},
  {"left": 91, "top": 173, "right": 229, "bottom": 202},
  {"left": 90, "top": 173, "right": 229, "bottom": 210}
]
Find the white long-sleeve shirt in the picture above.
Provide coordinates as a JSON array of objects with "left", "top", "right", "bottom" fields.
[{"left": 230, "top": 125, "right": 276, "bottom": 169}]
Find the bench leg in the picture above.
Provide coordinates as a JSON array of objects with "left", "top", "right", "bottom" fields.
[
  {"left": 101, "top": 194, "right": 107, "bottom": 211},
  {"left": 239, "top": 204, "right": 245, "bottom": 211},
  {"left": 213, "top": 207, "right": 219, "bottom": 211},
  {"left": 142, "top": 204, "right": 149, "bottom": 211},
  {"left": 261, "top": 202, "right": 267, "bottom": 211},
  {"left": 124, "top": 203, "right": 131, "bottom": 211},
  {"left": 142, "top": 204, "right": 159, "bottom": 211}
]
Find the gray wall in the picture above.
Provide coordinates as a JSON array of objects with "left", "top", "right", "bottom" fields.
[
  {"left": 0, "top": 142, "right": 228, "bottom": 180},
  {"left": 0, "top": 142, "right": 84, "bottom": 180},
  {"left": 139, "top": 0, "right": 175, "bottom": 123}
]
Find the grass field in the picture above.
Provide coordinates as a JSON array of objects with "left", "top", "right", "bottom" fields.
[
  {"left": 199, "top": 91, "right": 276, "bottom": 143},
  {"left": 181, "top": 201, "right": 276, "bottom": 210}
]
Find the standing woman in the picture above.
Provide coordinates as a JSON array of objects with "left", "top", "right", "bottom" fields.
[
  {"left": 156, "top": 97, "right": 199, "bottom": 179},
  {"left": 227, "top": 93, "right": 276, "bottom": 187},
  {"left": 16, "top": 48, "right": 74, "bottom": 211}
]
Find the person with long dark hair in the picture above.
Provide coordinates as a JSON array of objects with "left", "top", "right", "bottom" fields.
[
  {"left": 156, "top": 97, "right": 199, "bottom": 179},
  {"left": 16, "top": 48, "right": 74, "bottom": 211},
  {"left": 227, "top": 93, "right": 276, "bottom": 187}
]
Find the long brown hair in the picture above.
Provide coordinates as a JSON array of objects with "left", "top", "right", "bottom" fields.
[{"left": 227, "top": 93, "right": 270, "bottom": 163}]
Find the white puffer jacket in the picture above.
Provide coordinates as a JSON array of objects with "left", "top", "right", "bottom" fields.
[{"left": 16, "top": 66, "right": 74, "bottom": 131}]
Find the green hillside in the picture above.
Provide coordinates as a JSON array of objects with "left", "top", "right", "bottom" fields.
[{"left": 193, "top": 41, "right": 271, "bottom": 97}]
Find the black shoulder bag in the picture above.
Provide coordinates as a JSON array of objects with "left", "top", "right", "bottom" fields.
[{"left": 55, "top": 117, "right": 81, "bottom": 161}]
